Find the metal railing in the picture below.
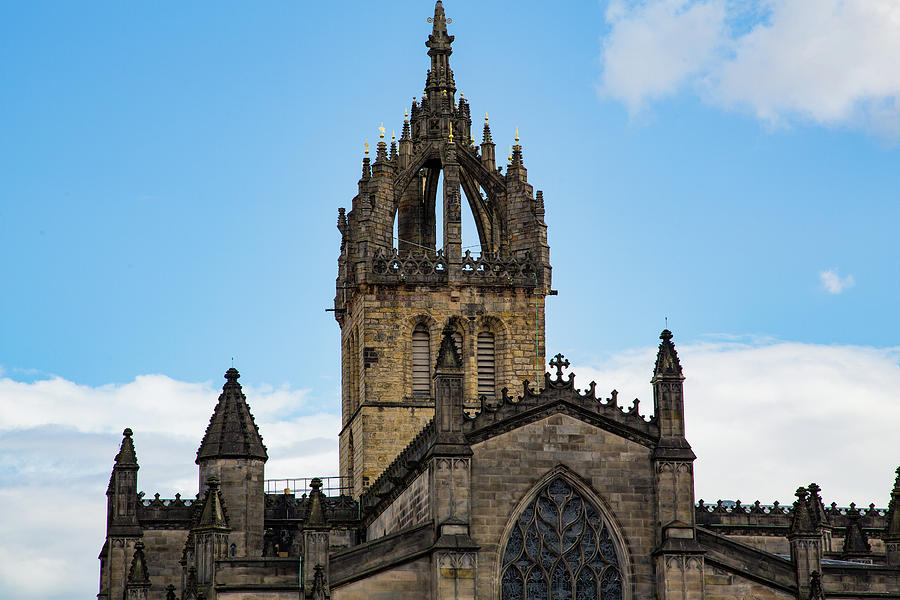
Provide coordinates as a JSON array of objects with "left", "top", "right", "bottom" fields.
[{"left": 264, "top": 476, "right": 351, "bottom": 497}]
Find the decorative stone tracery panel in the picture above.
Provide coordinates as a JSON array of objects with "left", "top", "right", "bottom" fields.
[{"left": 501, "top": 477, "right": 624, "bottom": 600}]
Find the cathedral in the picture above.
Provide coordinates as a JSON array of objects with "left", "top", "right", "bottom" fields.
[{"left": 98, "top": 3, "right": 900, "bottom": 599}]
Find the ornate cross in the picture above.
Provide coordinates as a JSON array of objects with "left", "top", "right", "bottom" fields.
[{"left": 549, "top": 353, "right": 569, "bottom": 380}]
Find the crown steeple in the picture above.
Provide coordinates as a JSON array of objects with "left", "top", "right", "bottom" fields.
[{"left": 333, "top": 0, "right": 552, "bottom": 498}]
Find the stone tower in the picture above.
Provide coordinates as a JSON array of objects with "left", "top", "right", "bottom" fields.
[
  {"left": 195, "top": 367, "right": 267, "bottom": 557},
  {"left": 334, "top": 0, "right": 552, "bottom": 498}
]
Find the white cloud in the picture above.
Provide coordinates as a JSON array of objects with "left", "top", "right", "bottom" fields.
[
  {"left": 572, "top": 337, "right": 900, "bottom": 506},
  {"left": 599, "top": 0, "right": 900, "bottom": 138},
  {"left": 601, "top": 0, "right": 728, "bottom": 113},
  {"left": 820, "top": 268, "right": 855, "bottom": 294}
]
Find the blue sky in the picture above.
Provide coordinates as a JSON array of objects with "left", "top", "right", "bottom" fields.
[{"left": 1, "top": 1, "right": 899, "bottom": 597}]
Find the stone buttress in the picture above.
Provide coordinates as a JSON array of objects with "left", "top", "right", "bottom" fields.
[
  {"left": 99, "top": 428, "right": 144, "bottom": 600},
  {"left": 651, "top": 330, "right": 706, "bottom": 600},
  {"left": 334, "top": 0, "right": 552, "bottom": 498}
]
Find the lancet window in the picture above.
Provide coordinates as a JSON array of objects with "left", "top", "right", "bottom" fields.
[
  {"left": 501, "top": 477, "right": 624, "bottom": 600},
  {"left": 411, "top": 324, "right": 431, "bottom": 396}
]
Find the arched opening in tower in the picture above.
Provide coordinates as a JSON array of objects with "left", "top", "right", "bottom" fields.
[{"left": 395, "top": 158, "right": 497, "bottom": 257}]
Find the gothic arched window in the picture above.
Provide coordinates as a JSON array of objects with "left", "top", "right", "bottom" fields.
[
  {"left": 476, "top": 331, "right": 495, "bottom": 397},
  {"left": 411, "top": 323, "right": 431, "bottom": 396},
  {"left": 501, "top": 477, "right": 624, "bottom": 600}
]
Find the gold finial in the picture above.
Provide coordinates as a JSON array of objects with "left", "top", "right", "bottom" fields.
[
  {"left": 364, "top": 139, "right": 369, "bottom": 156},
  {"left": 378, "top": 122, "right": 385, "bottom": 139},
  {"left": 448, "top": 121, "right": 454, "bottom": 143},
  {"left": 508, "top": 145, "right": 512, "bottom": 162},
  {"left": 515, "top": 126, "right": 519, "bottom": 142},
  {"left": 485, "top": 112, "right": 489, "bottom": 122},
  {"left": 392, "top": 130, "right": 396, "bottom": 141},
  {"left": 404, "top": 108, "right": 409, "bottom": 119}
]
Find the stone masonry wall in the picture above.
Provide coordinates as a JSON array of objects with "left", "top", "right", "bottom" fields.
[
  {"left": 347, "top": 405, "right": 434, "bottom": 495},
  {"left": 142, "top": 528, "right": 189, "bottom": 599},
  {"left": 367, "top": 469, "right": 431, "bottom": 539},
  {"left": 469, "top": 413, "right": 656, "bottom": 600},
  {"left": 331, "top": 556, "right": 432, "bottom": 600},
  {"left": 198, "top": 457, "right": 266, "bottom": 557},
  {"left": 340, "top": 284, "right": 546, "bottom": 496}
]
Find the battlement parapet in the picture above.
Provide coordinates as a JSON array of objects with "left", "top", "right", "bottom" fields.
[
  {"left": 696, "top": 500, "right": 888, "bottom": 532},
  {"left": 138, "top": 493, "right": 196, "bottom": 509},
  {"left": 368, "top": 248, "right": 539, "bottom": 287},
  {"left": 137, "top": 492, "right": 195, "bottom": 528},
  {"left": 463, "top": 353, "right": 658, "bottom": 446}
]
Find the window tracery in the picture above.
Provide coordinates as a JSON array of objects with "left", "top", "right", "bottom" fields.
[{"left": 501, "top": 477, "right": 624, "bottom": 600}]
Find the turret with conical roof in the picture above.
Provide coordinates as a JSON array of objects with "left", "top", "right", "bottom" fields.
[
  {"left": 196, "top": 368, "right": 266, "bottom": 558},
  {"left": 333, "top": 0, "right": 552, "bottom": 498}
]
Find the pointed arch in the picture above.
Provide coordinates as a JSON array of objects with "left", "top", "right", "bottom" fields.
[{"left": 497, "top": 467, "right": 630, "bottom": 600}]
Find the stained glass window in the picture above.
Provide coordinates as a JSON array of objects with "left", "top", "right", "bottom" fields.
[{"left": 501, "top": 477, "right": 624, "bottom": 600}]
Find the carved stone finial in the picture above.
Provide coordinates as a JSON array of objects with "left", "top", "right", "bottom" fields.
[
  {"left": 311, "top": 563, "right": 329, "bottom": 600},
  {"left": 653, "top": 329, "right": 684, "bottom": 380},
  {"left": 435, "top": 323, "right": 463, "bottom": 372},
  {"left": 808, "top": 571, "right": 825, "bottom": 600},
  {"left": 789, "top": 486, "right": 815, "bottom": 537},
  {"left": 224, "top": 367, "right": 240, "bottom": 383},
  {"left": 305, "top": 477, "right": 327, "bottom": 527},
  {"left": 114, "top": 427, "right": 138, "bottom": 467},
  {"left": 549, "top": 353, "right": 570, "bottom": 381},
  {"left": 126, "top": 540, "right": 150, "bottom": 585},
  {"left": 842, "top": 506, "right": 871, "bottom": 556}
]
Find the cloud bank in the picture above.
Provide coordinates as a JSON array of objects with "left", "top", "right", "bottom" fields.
[
  {"left": 2, "top": 338, "right": 899, "bottom": 598},
  {"left": 599, "top": 0, "right": 900, "bottom": 138}
]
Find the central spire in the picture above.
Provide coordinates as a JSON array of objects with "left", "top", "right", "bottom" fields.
[{"left": 425, "top": 1, "right": 455, "bottom": 98}]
